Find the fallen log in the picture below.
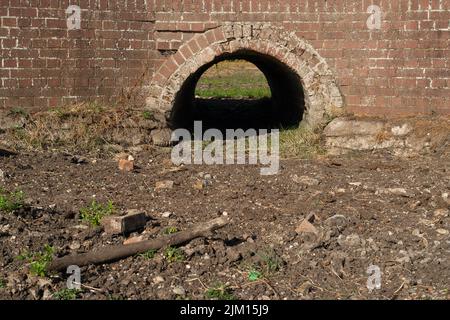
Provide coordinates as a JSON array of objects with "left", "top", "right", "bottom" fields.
[{"left": 48, "top": 216, "right": 229, "bottom": 272}]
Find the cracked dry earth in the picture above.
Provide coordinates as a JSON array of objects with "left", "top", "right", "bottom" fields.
[{"left": 0, "top": 146, "right": 449, "bottom": 300}]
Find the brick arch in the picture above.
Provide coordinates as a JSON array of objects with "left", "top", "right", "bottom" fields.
[{"left": 146, "top": 23, "right": 344, "bottom": 128}]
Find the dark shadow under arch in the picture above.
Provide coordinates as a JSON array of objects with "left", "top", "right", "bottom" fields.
[{"left": 170, "top": 50, "right": 305, "bottom": 132}]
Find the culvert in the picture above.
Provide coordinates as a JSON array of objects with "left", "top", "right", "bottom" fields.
[
  {"left": 170, "top": 51, "right": 305, "bottom": 132},
  {"left": 147, "top": 23, "right": 344, "bottom": 133}
]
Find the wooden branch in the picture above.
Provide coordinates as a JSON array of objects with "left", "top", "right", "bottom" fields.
[{"left": 48, "top": 216, "right": 229, "bottom": 272}]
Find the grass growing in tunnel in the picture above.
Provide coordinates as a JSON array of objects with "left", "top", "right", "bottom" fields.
[{"left": 195, "top": 60, "right": 271, "bottom": 99}]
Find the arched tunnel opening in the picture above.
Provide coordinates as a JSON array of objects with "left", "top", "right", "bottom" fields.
[{"left": 169, "top": 50, "right": 306, "bottom": 132}]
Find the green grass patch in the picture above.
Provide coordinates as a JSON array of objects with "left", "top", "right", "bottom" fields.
[
  {"left": 0, "top": 278, "right": 5, "bottom": 289},
  {"left": 142, "top": 110, "right": 153, "bottom": 120},
  {"left": 164, "top": 246, "right": 184, "bottom": 263},
  {"left": 52, "top": 288, "right": 81, "bottom": 300},
  {"left": 248, "top": 269, "right": 263, "bottom": 282},
  {"left": 139, "top": 249, "right": 157, "bottom": 259},
  {"left": 0, "top": 188, "right": 24, "bottom": 213},
  {"left": 80, "top": 200, "right": 115, "bottom": 227},
  {"left": 205, "top": 283, "right": 235, "bottom": 300},
  {"left": 164, "top": 226, "right": 179, "bottom": 235},
  {"left": 17, "top": 244, "right": 55, "bottom": 277},
  {"left": 195, "top": 61, "right": 271, "bottom": 99}
]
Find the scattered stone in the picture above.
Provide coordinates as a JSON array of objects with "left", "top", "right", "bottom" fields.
[
  {"left": 0, "top": 168, "right": 4, "bottom": 181},
  {"left": 442, "top": 193, "right": 450, "bottom": 205},
  {"left": 193, "top": 179, "right": 208, "bottom": 190},
  {"left": 124, "top": 235, "right": 145, "bottom": 245},
  {"left": 376, "top": 187, "right": 414, "bottom": 198},
  {"left": 155, "top": 180, "right": 174, "bottom": 191},
  {"left": 325, "top": 214, "right": 348, "bottom": 229},
  {"left": 69, "top": 241, "right": 81, "bottom": 250},
  {"left": 101, "top": 211, "right": 147, "bottom": 235},
  {"left": 349, "top": 182, "right": 362, "bottom": 187},
  {"left": 391, "top": 123, "right": 412, "bottom": 136},
  {"left": 434, "top": 208, "right": 449, "bottom": 218},
  {"left": 436, "top": 229, "right": 449, "bottom": 235},
  {"left": 118, "top": 155, "right": 135, "bottom": 172},
  {"left": 153, "top": 276, "right": 164, "bottom": 284},
  {"left": 70, "top": 155, "right": 88, "bottom": 164},
  {"left": 337, "top": 234, "right": 361, "bottom": 247},
  {"left": 292, "top": 175, "right": 320, "bottom": 186},
  {"left": 172, "top": 286, "right": 186, "bottom": 296},
  {"left": 161, "top": 211, "right": 172, "bottom": 218},
  {"left": 295, "top": 219, "right": 318, "bottom": 235}
]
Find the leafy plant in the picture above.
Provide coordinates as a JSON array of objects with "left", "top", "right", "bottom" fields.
[
  {"left": 52, "top": 288, "right": 81, "bottom": 300},
  {"left": 0, "top": 278, "right": 5, "bottom": 289},
  {"left": 248, "top": 269, "right": 263, "bottom": 282},
  {"left": 8, "top": 107, "right": 28, "bottom": 118},
  {"left": 0, "top": 188, "right": 24, "bottom": 213},
  {"left": 80, "top": 200, "right": 115, "bottom": 227},
  {"left": 139, "top": 249, "right": 157, "bottom": 259},
  {"left": 142, "top": 110, "right": 153, "bottom": 120},
  {"left": 164, "top": 246, "right": 184, "bottom": 263},
  {"left": 164, "top": 226, "right": 179, "bottom": 235},
  {"left": 205, "top": 283, "right": 235, "bottom": 300},
  {"left": 18, "top": 245, "right": 55, "bottom": 277},
  {"left": 257, "top": 248, "right": 283, "bottom": 275}
]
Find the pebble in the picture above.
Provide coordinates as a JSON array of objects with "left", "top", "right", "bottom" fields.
[
  {"left": 337, "top": 234, "right": 361, "bottom": 247},
  {"left": 69, "top": 241, "right": 81, "bottom": 250},
  {"left": 173, "top": 286, "right": 186, "bottom": 296},
  {"left": 436, "top": 229, "right": 449, "bottom": 235},
  {"left": 153, "top": 276, "right": 164, "bottom": 284},
  {"left": 161, "top": 211, "right": 172, "bottom": 218},
  {"left": 434, "top": 208, "right": 449, "bottom": 218},
  {"left": 155, "top": 180, "right": 174, "bottom": 191},
  {"left": 292, "top": 175, "right": 320, "bottom": 186}
]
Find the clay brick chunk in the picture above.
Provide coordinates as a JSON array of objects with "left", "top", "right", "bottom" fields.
[{"left": 101, "top": 212, "right": 147, "bottom": 235}]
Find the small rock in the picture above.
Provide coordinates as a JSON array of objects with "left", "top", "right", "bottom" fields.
[
  {"left": 153, "top": 276, "right": 164, "bottom": 284},
  {"left": 155, "top": 180, "right": 174, "bottom": 191},
  {"left": 295, "top": 219, "right": 318, "bottom": 235},
  {"left": 161, "top": 211, "right": 172, "bottom": 218},
  {"left": 292, "top": 175, "right": 320, "bottom": 186},
  {"left": 337, "top": 234, "right": 361, "bottom": 247},
  {"left": 349, "top": 182, "right": 362, "bottom": 187},
  {"left": 172, "top": 286, "right": 186, "bottom": 296},
  {"left": 377, "top": 187, "right": 414, "bottom": 198},
  {"left": 442, "top": 193, "right": 450, "bottom": 205},
  {"left": 124, "top": 235, "right": 145, "bottom": 245},
  {"left": 71, "top": 155, "right": 88, "bottom": 164},
  {"left": 434, "top": 208, "right": 449, "bottom": 218},
  {"left": 325, "top": 214, "right": 348, "bottom": 228},
  {"left": 0, "top": 168, "right": 4, "bottom": 181},
  {"left": 391, "top": 123, "right": 412, "bottom": 136},
  {"left": 436, "top": 229, "right": 449, "bottom": 235},
  {"left": 69, "top": 241, "right": 81, "bottom": 250},
  {"left": 388, "top": 188, "right": 412, "bottom": 197},
  {"left": 118, "top": 155, "right": 134, "bottom": 172}
]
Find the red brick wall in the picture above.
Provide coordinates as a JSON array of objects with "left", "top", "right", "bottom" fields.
[{"left": 1, "top": 0, "right": 449, "bottom": 116}]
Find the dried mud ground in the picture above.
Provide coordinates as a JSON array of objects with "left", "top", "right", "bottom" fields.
[{"left": 0, "top": 146, "right": 449, "bottom": 300}]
